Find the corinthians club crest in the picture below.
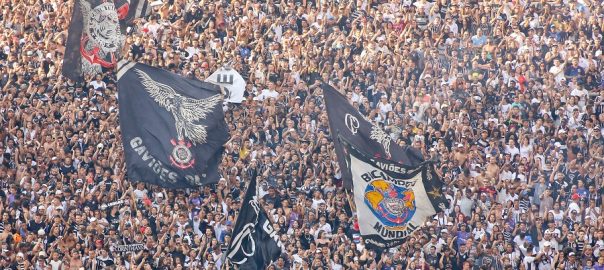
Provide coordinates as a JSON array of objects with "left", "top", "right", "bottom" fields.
[
  {"left": 80, "top": 0, "right": 125, "bottom": 75},
  {"left": 364, "top": 179, "right": 416, "bottom": 230},
  {"left": 170, "top": 139, "right": 194, "bottom": 169},
  {"left": 136, "top": 69, "right": 222, "bottom": 169}
]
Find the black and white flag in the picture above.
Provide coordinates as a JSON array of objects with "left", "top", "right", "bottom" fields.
[
  {"left": 227, "top": 175, "right": 283, "bottom": 269},
  {"left": 343, "top": 140, "right": 447, "bottom": 250},
  {"left": 322, "top": 83, "right": 424, "bottom": 189},
  {"left": 117, "top": 61, "right": 229, "bottom": 188},
  {"left": 205, "top": 67, "right": 246, "bottom": 103},
  {"left": 63, "top": 0, "right": 126, "bottom": 81}
]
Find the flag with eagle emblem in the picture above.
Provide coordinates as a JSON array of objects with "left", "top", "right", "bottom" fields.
[
  {"left": 342, "top": 138, "right": 447, "bottom": 250},
  {"left": 117, "top": 61, "right": 229, "bottom": 188}
]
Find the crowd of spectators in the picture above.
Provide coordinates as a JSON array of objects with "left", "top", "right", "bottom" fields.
[{"left": 0, "top": 0, "right": 603, "bottom": 269}]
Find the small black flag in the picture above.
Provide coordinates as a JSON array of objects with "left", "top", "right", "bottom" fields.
[
  {"left": 63, "top": 0, "right": 125, "bottom": 81},
  {"left": 322, "top": 83, "right": 424, "bottom": 189},
  {"left": 117, "top": 61, "right": 229, "bottom": 188},
  {"left": 227, "top": 175, "right": 283, "bottom": 269}
]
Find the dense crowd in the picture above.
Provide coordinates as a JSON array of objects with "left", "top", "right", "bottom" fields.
[{"left": 0, "top": 0, "right": 603, "bottom": 269}]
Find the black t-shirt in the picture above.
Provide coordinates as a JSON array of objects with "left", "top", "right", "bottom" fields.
[
  {"left": 27, "top": 220, "right": 45, "bottom": 233},
  {"left": 83, "top": 200, "right": 98, "bottom": 211},
  {"left": 129, "top": 43, "right": 145, "bottom": 59},
  {"left": 476, "top": 255, "right": 496, "bottom": 268},
  {"left": 426, "top": 253, "right": 439, "bottom": 267},
  {"left": 60, "top": 164, "right": 76, "bottom": 175},
  {"left": 564, "top": 168, "right": 582, "bottom": 187}
]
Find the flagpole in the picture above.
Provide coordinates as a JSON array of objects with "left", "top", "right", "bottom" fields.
[
  {"left": 345, "top": 187, "right": 356, "bottom": 212},
  {"left": 222, "top": 172, "right": 256, "bottom": 270}
]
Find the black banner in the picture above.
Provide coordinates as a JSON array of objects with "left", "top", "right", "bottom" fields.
[
  {"left": 63, "top": 0, "right": 126, "bottom": 81},
  {"left": 117, "top": 61, "right": 229, "bottom": 188},
  {"left": 322, "top": 83, "right": 424, "bottom": 189},
  {"left": 226, "top": 175, "right": 283, "bottom": 270}
]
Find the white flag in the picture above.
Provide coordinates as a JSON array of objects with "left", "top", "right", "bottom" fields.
[
  {"left": 347, "top": 144, "right": 445, "bottom": 249},
  {"left": 205, "top": 67, "right": 246, "bottom": 103}
]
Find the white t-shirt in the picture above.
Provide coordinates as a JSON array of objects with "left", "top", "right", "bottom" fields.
[
  {"left": 505, "top": 145, "right": 520, "bottom": 159},
  {"left": 378, "top": 102, "right": 393, "bottom": 115},
  {"left": 89, "top": 80, "right": 106, "bottom": 90},
  {"left": 49, "top": 260, "right": 62, "bottom": 270},
  {"left": 549, "top": 65, "right": 565, "bottom": 83},
  {"left": 522, "top": 255, "right": 537, "bottom": 270},
  {"left": 519, "top": 144, "right": 532, "bottom": 159},
  {"left": 255, "top": 89, "right": 279, "bottom": 101}
]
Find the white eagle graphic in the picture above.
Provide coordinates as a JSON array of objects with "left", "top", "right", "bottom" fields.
[
  {"left": 135, "top": 69, "right": 222, "bottom": 145},
  {"left": 370, "top": 125, "right": 392, "bottom": 158}
]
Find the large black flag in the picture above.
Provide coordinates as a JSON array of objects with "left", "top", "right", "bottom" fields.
[
  {"left": 227, "top": 175, "right": 283, "bottom": 269},
  {"left": 63, "top": 0, "right": 127, "bottom": 81},
  {"left": 343, "top": 139, "right": 448, "bottom": 250},
  {"left": 117, "top": 60, "right": 229, "bottom": 188},
  {"left": 322, "top": 83, "right": 424, "bottom": 189}
]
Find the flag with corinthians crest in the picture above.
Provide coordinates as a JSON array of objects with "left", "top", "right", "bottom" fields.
[
  {"left": 63, "top": 0, "right": 152, "bottom": 81},
  {"left": 342, "top": 138, "right": 448, "bottom": 249}
]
